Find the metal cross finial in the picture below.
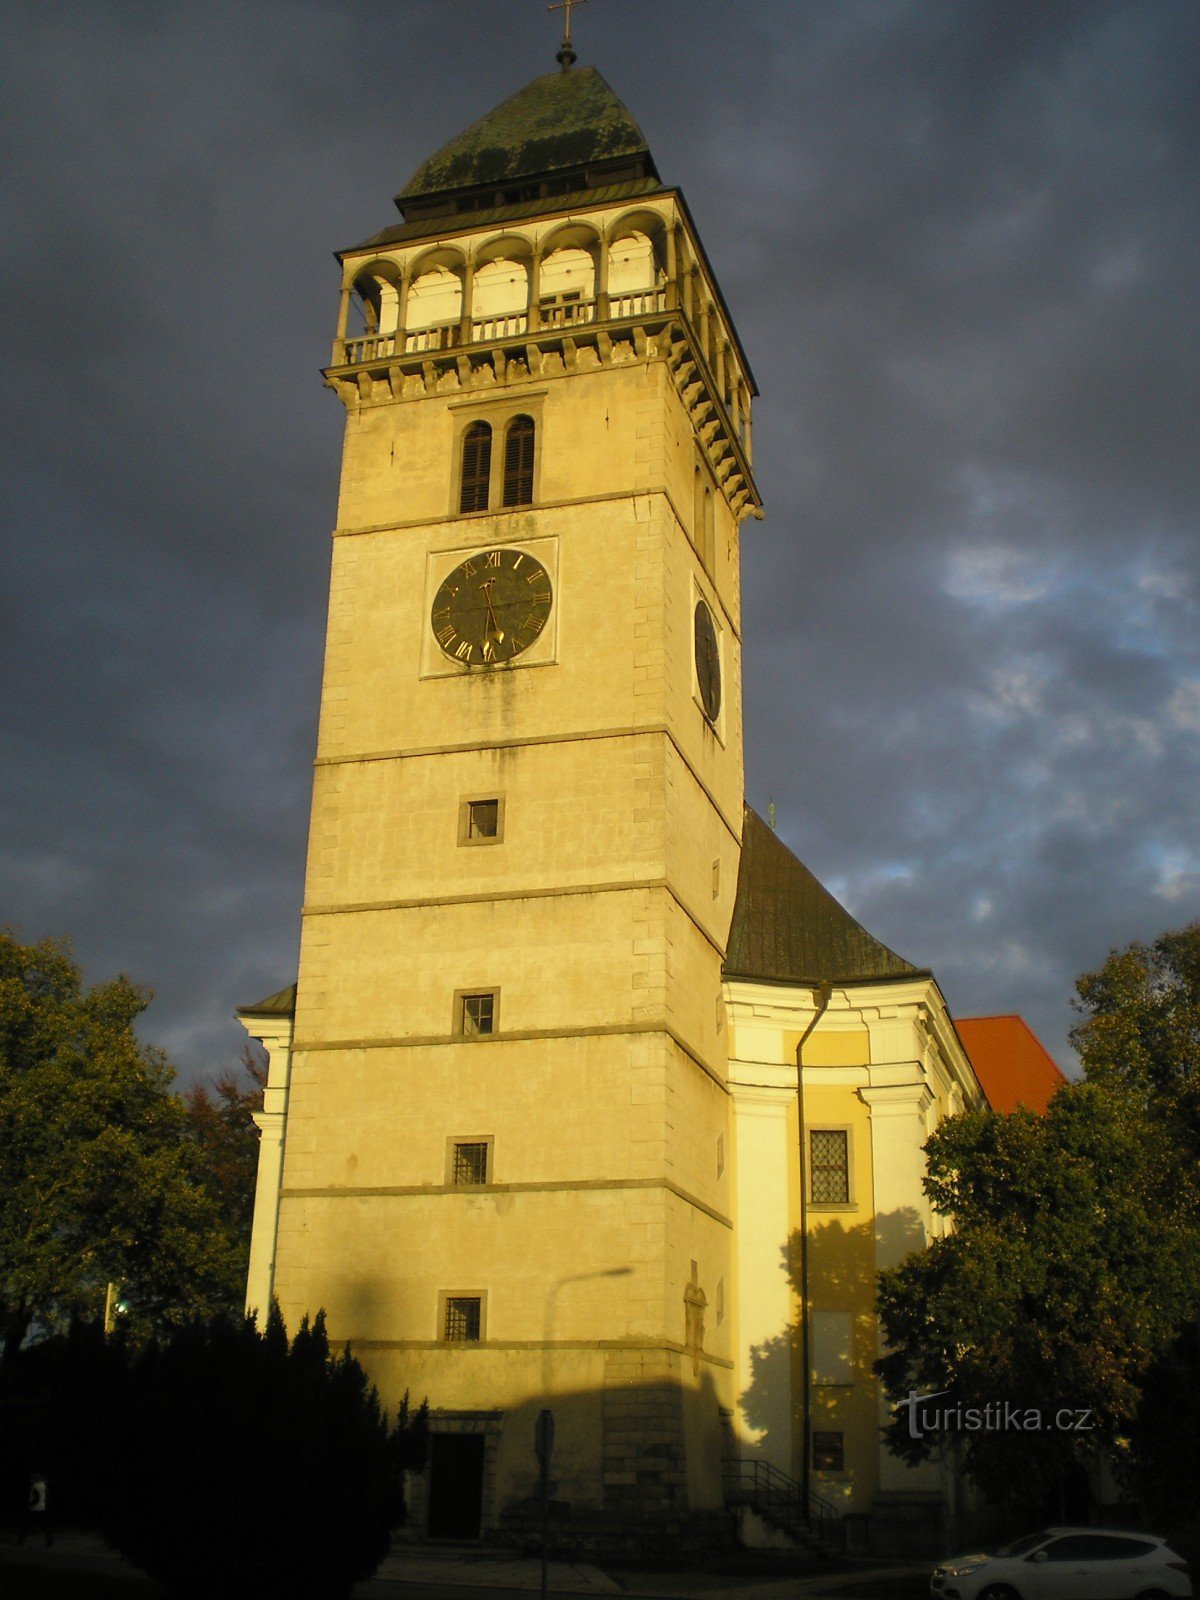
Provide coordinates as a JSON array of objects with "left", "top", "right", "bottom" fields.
[{"left": 548, "top": 0, "right": 588, "bottom": 70}]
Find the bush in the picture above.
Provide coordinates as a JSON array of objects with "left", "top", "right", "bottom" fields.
[{"left": 95, "top": 1307, "right": 426, "bottom": 1600}]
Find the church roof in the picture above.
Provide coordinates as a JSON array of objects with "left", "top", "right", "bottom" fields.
[
  {"left": 724, "top": 807, "right": 924, "bottom": 987},
  {"left": 397, "top": 66, "right": 659, "bottom": 209},
  {"left": 236, "top": 982, "right": 296, "bottom": 1018},
  {"left": 955, "top": 1015, "right": 1067, "bottom": 1114}
]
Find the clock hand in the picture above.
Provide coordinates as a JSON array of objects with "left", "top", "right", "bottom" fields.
[{"left": 480, "top": 583, "right": 504, "bottom": 643}]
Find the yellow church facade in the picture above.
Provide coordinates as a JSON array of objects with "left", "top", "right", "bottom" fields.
[{"left": 240, "top": 60, "right": 983, "bottom": 1553}]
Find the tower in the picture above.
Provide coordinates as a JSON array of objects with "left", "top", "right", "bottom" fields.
[{"left": 245, "top": 59, "right": 761, "bottom": 1542}]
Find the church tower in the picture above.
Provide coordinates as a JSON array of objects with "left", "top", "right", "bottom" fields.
[{"left": 245, "top": 53, "right": 761, "bottom": 1541}]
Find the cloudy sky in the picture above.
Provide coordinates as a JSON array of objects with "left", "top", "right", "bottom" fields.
[{"left": 2, "top": 0, "right": 1196, "bottom": 1083}]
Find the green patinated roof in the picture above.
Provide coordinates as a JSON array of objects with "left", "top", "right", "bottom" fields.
[
  {"left": 398, "top": 66, "right": 656, "bottom": 204},
  {"left": 725, "top": 808, "right": 923, "bottom": 987},
  {"left": 236, "top": 982, "right": 296, "bottom": 1018}
]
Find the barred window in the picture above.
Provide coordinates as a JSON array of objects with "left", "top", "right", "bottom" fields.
[
  {"left": 452, "top": 1141, "right": 490, "bottom": 1186},
  {"left": 443, "top": 1296, "right": 482, "bottom": 1342},
  {"left": 810, "top": 1129, "right": 850, "bottom": 1204},
  {"left": 502, "top": 415, "right": 535, "bottom": 507},
  {"left": 460, "top": 421, "right": 492, "bottom": 513}
]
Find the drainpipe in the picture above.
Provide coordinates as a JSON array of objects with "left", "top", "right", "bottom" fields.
[{"left": 796, "top": 981, "right": 833, "bottom": 1521}]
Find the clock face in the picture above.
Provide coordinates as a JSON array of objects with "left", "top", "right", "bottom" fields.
[
  {"left": 694, "top": 599, "right": 721, "bottom": 722},
  {"left": 431, "top": 547, "right": 553, "bottom": 666}
]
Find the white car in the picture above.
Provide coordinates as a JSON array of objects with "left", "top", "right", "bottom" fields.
[{"left": 930, "top": 1527, "right": 1193, "bottom": 1600}]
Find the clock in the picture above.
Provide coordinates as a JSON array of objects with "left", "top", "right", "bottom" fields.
[
  {"left": 431, "top": 547, "right": 553, "bottom": 666},
  {"left": 694, "top": 598, "right": 721, "bottom": 722}
]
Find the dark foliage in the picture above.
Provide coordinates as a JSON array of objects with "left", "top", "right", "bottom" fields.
[
  {"left": 0, "top": 1310, "right": 427, "bottom": 1600},
  {"left": 876, "top": 923, "right": 1200, "bottom": 1524},
  {"left": 98, "top": 1307, "right": 428, "bottom": 1600}
]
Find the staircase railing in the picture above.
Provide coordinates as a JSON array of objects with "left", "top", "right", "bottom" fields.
[{"left": 722, "top": 1456, "right": 839, "bottom": 1545}]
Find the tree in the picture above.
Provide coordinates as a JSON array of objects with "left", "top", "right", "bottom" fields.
[
  {"left": 1071, "top": 924, "right": 1200, "bottom": 1520},
  {"left": 97, "top": 1308, "right": 428, "bottom": 1600},
  {"left": 1071, "top": 924, "right": 1200, "bottom": 1177},
  {"left": 0, "top": 931, "right": 250, "bottom": 1355},
  {"left": 183, "top": 1045, "right": 266, "bottom": 1303},
  {"left": 876, "top": 925, "right": 1200, "bottom": 1520}
]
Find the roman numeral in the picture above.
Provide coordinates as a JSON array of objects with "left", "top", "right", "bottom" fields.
[
  {"left": 436, "top": 624, "right": 456, "bottom": 646},
  {"left": 484, "top": 550, "right": 501, "bottom": 568},
  {"left": 454, "top": 640, "right": 473, "bottom": 661},
  {"left": 480, "top": 639, "right": 496, "bottom": 662},
  {"left": 511, "top": 554, "right": 524, "bottom": 570},
  {"left": 462, "top": 558, "right": 478, "bottom": 577}
]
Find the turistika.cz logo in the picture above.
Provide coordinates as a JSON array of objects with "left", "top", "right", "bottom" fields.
[{"left": 897, "top": 1389, "right": 1095, "bottom": 1440}]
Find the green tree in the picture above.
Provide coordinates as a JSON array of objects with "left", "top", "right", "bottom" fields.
[
  {"left": 0, "top": 931, "right": 249, "bottom": 1355},
  {"left": 1071, "top": 924, "right": 1200, "bottom": 1520},
  {"left": 182, "top": 1045, "right": 266, "bottom": 1302},
  {"left": 98, "top": 1308, "right": 428, "bottom": 1600},
  {"left": 876, "top": 925, "right": 1200, "bottom": 1519},
  {"left": 1072, "top": 924, "right": 1200, "bottom": 1174}
]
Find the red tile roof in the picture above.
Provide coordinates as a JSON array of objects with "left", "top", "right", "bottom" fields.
[{"left": 956, "top": 1015, "right": 1067, "bottom": 1114}]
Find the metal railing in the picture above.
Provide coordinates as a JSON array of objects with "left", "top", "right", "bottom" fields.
[{"left": 722, "top": 1457, "right": 839, "bottom": 1545}]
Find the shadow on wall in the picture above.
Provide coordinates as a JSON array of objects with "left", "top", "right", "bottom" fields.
[{"left": 738, "top": 1207, "right": 936, "bottom": 1556}]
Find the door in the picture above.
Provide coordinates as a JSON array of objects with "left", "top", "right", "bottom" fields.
[{"left": 427, "top": 1433, "right": 486, "bottom": 1539}]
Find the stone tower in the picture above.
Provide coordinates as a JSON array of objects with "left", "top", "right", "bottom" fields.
[{"left": 243, "top": 60, "right": 761, "bottom": 1544}]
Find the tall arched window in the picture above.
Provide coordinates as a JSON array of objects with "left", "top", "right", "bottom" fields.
[
  {"left": 460, "top": 422, "right": 492, "bottom": 513},
  {"left": 502, "top": 416, "right": 535, "bottom": 507}
]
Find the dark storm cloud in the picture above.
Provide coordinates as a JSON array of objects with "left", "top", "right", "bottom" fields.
[{"left": 1, "top": 1, "right": 1196, "bottom": 1077}]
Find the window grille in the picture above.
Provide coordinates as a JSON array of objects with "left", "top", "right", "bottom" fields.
[
  {"left": 452, "top": 1142, "right": 489, "bottom": 1185},
  {"left": 810, "top": 1129, "right": 850, "bottom": 1204},
  {"left": 460, "top": 421, "right": 492, "bottom": 513},
  {"left": 460, "top": 992, "right": 495, "bottom": 1035},
  {"left": 502, "top": 415, "right": 535, "bottom": 507},
  {"left": 444, "top": 1296, "right": 482, "bottom": 1342}
]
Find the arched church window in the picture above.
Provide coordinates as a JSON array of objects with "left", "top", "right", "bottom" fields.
[
  {"left": 502, "top": 415, "right": 535, "bottom": 507},
  {"left": 460, "top": 422, "right": 492, "bottom": 513}
]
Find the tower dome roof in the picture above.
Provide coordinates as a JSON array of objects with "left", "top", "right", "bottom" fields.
[{"left": 397, "top": 66, "right": 658, "bottom": 212}]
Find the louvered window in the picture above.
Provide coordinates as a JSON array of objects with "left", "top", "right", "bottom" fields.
[
  {"left": 502, "top": 415, "right": 535, "bottom": 507},
  {"left": 459, "top": 421, "right": 492, "bottom": 513}
]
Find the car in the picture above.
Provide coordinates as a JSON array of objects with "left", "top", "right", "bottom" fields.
[{"left": 930, "top": 1526, "right": 1193, "bottom": 1600}]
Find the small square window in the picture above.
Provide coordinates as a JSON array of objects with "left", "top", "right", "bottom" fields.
[
  {"left": 810, "top": 1129, "right": 851, "bottom": 1205},
  {"left": 451, "top": 1140, "right": 490, "bottom": 1186},
  {"left": 443, "top": 1295, "right": 483, "bottom": 1342},
  {"left": 812, "top": 1431, "right": 844, "bottom": 1472},
  {"left": 456, "top": 989, "right": 498, "bottom": 1036},
  {"left": 468, "top": 799, "right": 499, "bottom": 838},
  {"left": 459, "top": 795, "right": 504, "bottom": 845}
]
